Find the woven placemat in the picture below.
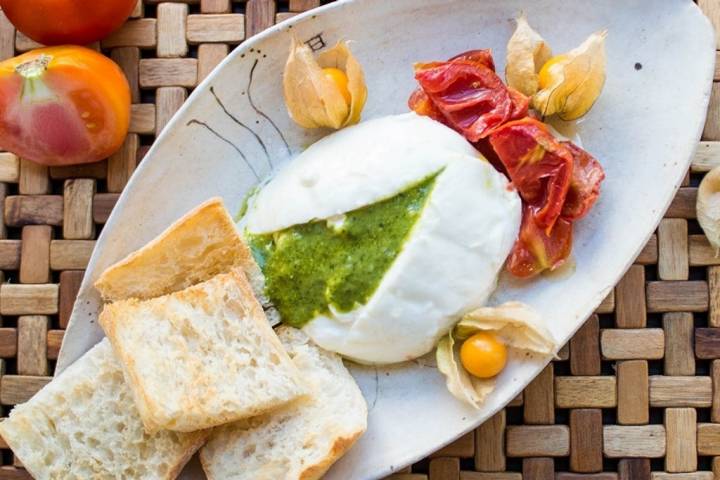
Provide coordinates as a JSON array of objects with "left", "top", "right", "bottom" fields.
[{"left": 0, "top": 1, "right": 718, "bottom": 479}]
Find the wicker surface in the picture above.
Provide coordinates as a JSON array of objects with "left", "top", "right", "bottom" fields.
[{"left": 0, "top": 1, "right": 718, "bottom": 479}]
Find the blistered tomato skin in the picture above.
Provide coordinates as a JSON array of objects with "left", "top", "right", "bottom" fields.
[
  {"left": 0, "top": 0, "right": 137, "bottom": 45},
  {"left": 411, "top": 50, "right": 528, "bottom": 142},
  {"left": 0, "top": 46, "right": 131, "bottom": 166}
]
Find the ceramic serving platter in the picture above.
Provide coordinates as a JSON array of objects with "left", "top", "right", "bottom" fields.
[{"left": 57, "top": 0, "right": 715, "bottom": 478}]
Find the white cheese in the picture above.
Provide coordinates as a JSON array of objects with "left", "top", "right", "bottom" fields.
[
  {"left": 246, "top": 113, "right": 478, "bottom": 234},
  {"left": 244, "top": 113, "right": 521, "bottom": 364}
]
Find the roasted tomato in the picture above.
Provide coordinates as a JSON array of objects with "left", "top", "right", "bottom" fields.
[
  {"left": 412, "top": 49, "right": 496, "bottom": 76},
  {"left": 408, "top": 89, "right": 445, "bottom": 124},
  {"left": 0, "top": 46, "right": 131, "bottom": 166},
  {"left": 449, "top": 49, "right": 496, "bottom": 71},
  {"left": 407, "top": 49, "right": 605, "bottom": 279},
  {"left": 561, "top": 141, "right": 605, "bottom": 220},
  {"left": 0, "top": 0, "right": 137, "bottom": 45},
  {"left": 409, "top": 49, "right": 493, "bottom": 122},
  {"left": 488, "top": 118, "right": 573, "bottom": 230},
  {"left": 490, "top": 123, "right": 604, "bottom": 277},
  {"left": 410, "top": 51, "right": 528, "bottom": 141},
  {"left": 508, "top": 87, "right": 531, "bottom": 119},
  {"left": 507, "top": 205, "right": 573, "bottom": 278}
]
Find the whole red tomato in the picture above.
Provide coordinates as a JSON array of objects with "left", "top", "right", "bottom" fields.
[{"left": 0, "top": 0, "right": 137, "bottom": 45}]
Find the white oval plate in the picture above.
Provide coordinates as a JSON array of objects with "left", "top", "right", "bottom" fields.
[{"left": 58, "top": 1, "right": 714, "bottom": 478}]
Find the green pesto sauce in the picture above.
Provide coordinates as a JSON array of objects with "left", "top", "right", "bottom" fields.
[
  {"left": 247, "top": 173, "right": 438, "bottom": 328},
  {"left": 235, "top": 185, "right": 261, "bottom": 222}
]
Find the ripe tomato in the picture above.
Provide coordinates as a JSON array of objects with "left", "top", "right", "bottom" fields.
[
  {"left": 506, "top": 205, "right": 573, "bottom": 278},
  {"left": 0, "top": 46, "right": 130, "bottom": 166},
  {"left": 488, "top": 118, "right": 574, "bottom": 231},
  {"left": 561, "top": 141, "right": 605, "bottom": 220},
  {"left": 411, "top": 51, "right": 528, "bottom": 142},
  {"left": 0, "top": 0, "right": 137, "bottom": 45}
]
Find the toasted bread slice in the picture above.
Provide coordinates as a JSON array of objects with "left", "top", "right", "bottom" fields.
[
  {"left": 200, "top": 327, "right": 367, "bottom": 480},
  {"left": 99, "top": 269, "right": 306, "bottom": 434},
  {"left": 94, "top": 197, "right": 263, "bottom": 302},
  {"left": 0, "top": 339, "right": 207, "bottom": 480}
]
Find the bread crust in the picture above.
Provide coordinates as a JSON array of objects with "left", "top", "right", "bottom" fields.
[
  {"left": 0, "top": 421, "right": 43, "bottom": 480},
  {"left": 298, "top": 430, "right": 365, "bottom": 480},
  {"left": 199, "top": 429, "right": 363, "bottom": 480},
  {"left": 199, "top": 327, "right": 367, "bottom": 480},
  {"left": 198, "top": 448, "right": 218, "bottom": 480},
  {"left": 167, "top": 431, "right": 210, "bottom": 480},
  {"left": 94, "top": 197, "right": 260, "bottom": 302}
]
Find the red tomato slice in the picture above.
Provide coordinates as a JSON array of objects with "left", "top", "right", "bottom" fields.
[
  {"left": 407, "top": 50, "right": 605, "bottom": 279},
  {"left": 408, "top": 88, "right": 445, "bottom": 124},
  {"left": 474, "top": 138, "right": 507, "bottom": 175},
  {"left": 488, "top": 118, "right": 573, "bottom": 231},
  {"left": 508, "top": 87, "right": 530, "bottom": 120},
  {"left": 413, "top": 49, "right": 496, "bottom": 74},
  {"left": 411, "top": 54, "right": 528, "bottom": 141},
  {"left": 561, "top": 141, "right": 605, "bottom": 220},
  {"left": 448, "top": 49, "right": 496, "bottom": 71},
  {"left": 507, "top": 205, "right": 573, "bottom": 278}
]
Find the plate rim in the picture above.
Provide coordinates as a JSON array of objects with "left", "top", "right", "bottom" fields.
[{"left": 57, "top": 0, "right": 717, "bottom": 477}]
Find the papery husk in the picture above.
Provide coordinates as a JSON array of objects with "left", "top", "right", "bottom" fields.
[
  {"left": 436, "top": 301, "right": 555, "bottom": 409},
  {"left": 532, "top": 30, "right": 607, "bottom": 120},
  {"left": 457, "top": 302, "right": 557, "bottom": 355},
  {"left": 697, "top": 165, "right": 720, "bottom": 256},
  {"left": 317, "top": 41, "right": 367, "bottom": 127},
  {"left": 436, "top": 332, "right": 495, "bottom": 409},
  {"left": 283, "top": 38, "right": 366, "bottom": 129},
  {"left": 505, "top": 14, "right": 552, "bottom": 96}
]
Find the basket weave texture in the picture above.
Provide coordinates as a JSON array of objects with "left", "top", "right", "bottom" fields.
[{"left": 0, "top": 1, "right": 720, "bottom": 479}]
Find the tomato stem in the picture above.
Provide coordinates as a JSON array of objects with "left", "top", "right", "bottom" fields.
[{"left": 16, "top": 54, "right": 55, "bottom": 103}]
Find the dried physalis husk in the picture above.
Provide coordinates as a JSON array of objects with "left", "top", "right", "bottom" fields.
[
  {"left": 697, "top": 165, "right": 720, "bottom": 256},
  {"left": 436, "top": 332, "right": 496, "bottom": 409},
  {"left": 457, "top": 302, "right": 556, "bottom": 354},
  {"left": 505, "top": 14, "right": 552, "bottom": 96},
  {"left": 283, "top": 37, "right": 367, "bottom": 129},
  {"left": 532, "top": 30, "right": 607, "bottom": 120},
  {"left": 436, "top": 301, "right": 556, "bottom": 409}
]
